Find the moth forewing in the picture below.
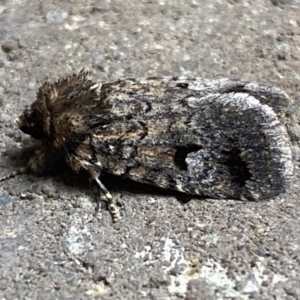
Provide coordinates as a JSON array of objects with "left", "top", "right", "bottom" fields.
[{"left": 88, "top": 89, "right": 292, "bottom": 202}]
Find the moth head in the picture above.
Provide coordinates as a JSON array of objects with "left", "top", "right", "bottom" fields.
[
  {"left": 17, "top": 70, "right": 103, "bottom": 141},
  {"left": 17, "top": 87, "right": 52, "bottom": 140},
  {"left": 17, "top": 106, "right": 49, "bottom": 140},
  {"left": 17, "top": 71, "right": 74, "bottom": 140}
]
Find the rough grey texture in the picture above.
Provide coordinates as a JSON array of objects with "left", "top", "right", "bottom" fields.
[{"left": 1, "top": 0, "right": 300, "bottom": 299}]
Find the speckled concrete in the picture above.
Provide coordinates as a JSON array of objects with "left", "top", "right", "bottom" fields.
[{"left": 1, "top": 0, "right": 300, "bottom": 299}]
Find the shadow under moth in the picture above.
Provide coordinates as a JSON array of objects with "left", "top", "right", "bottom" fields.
[{"left": 1, "top": 71, "right": 294, "bottom": 221}]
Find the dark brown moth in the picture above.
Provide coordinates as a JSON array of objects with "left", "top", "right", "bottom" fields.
[{"left": 3, "top": 71, "right": 294, "bottom": 221}]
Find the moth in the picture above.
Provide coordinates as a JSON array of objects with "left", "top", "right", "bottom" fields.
[{"left": 2, "top": 71, "right": 294, "bottom": 221}]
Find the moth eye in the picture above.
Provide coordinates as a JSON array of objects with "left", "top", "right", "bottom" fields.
[{"left": 19, "top": 125, "right": 44, "bottom": 140}]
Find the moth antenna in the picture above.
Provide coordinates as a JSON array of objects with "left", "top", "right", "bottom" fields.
[
  {"left": 0, "top": 167, "right": 29, "bottom": 182},
  {"left": 95, "top": 177, "right": 122, "bottom": 222}
]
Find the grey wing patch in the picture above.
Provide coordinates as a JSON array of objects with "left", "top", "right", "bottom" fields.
[{"left": 182, "top": 92, "right": 293, "bottom": 200}]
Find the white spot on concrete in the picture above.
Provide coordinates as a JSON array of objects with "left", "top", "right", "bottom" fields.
[
  {"left": 162, "top": 237, "right": 199, "bottom": 297},
  {"left": 46, "top": 8, "right": 68, "bottom": 23},
  {"left": 200, "top": 258, "right": 288, "bottom": 298}
]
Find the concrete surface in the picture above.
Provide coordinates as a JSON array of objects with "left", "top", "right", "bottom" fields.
[{"left": 1, "top": 0, "right": 300, "bottom": 299}]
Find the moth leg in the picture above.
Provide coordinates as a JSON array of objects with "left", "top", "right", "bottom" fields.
[
  {"left": 0, "top": 167, "right": 28, "bottom": 182},
  {"left": 94, "top": 177, "right": 122, "bottom": 222},
  {"left": 0, "top": 145, "right": 50, "bottom": 182}
]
